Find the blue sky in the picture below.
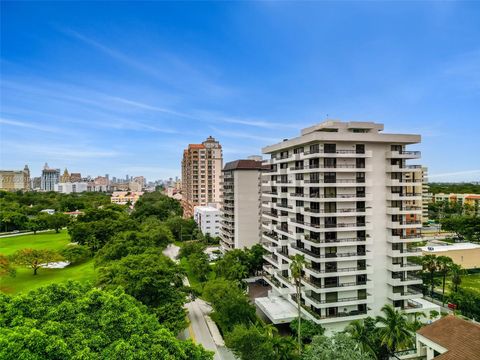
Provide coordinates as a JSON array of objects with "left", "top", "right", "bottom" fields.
[{"left": 1, "top": 2, "right": 479, "bottom": 182}]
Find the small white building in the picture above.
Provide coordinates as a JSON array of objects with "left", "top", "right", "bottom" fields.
[
  {"left": 193, "top": 206, "right": 221, "bottom": 237},
  {"left": 54, "top": 182, "right": 91, "bottom": 194}
]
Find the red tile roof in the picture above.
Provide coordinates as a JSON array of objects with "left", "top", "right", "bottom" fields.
[{"left": 417, "top": 315, "right": 480, "bottom": 360}]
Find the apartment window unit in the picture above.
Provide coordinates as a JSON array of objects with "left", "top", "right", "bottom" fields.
[
  {"left": 323, "top": 158, "right": 335, "bottom": 168},
  {"left": 309, "top": 144, "right": 320, "bottom": 154},
  {"left": 356, "top": 144, "right": 365, "bottom": 154},
  {"left": 324, "top": 144, "right": 336, "bottom": 153},
  {"left": 356, "top": 158, "right": 365, "bottom": 169},
  {"left": 324, "top": 172, "right": 336, "bottom": 183},
  {"left": 293, "top": 147, "right": 304, "bottom": 154},
  {"left": 296, "top": 173, "right": 304, "bottom": 180}
]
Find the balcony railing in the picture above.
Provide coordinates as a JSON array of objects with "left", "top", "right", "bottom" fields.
[
  {"left": 291, "top": 246, "right": 367, "bottom": 259},
  {"left": 305, "top": 264, "right": 368, "bottom": 274},
  {"left": 304, "top": 293, "right": 369, "bottom": 305},
  {"left": 303, "top": 235, "right": 366, "bottom": 244}
]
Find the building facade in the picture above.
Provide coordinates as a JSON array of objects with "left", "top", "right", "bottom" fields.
[
  {"left": 54, "top": 182, "right": 92, "bottom": 194},
  {"left": 0, "top": 165, "right": 30, "bottom": 191},
  {"left": 433, "top": 193, "right": 480, "bottom": 214},
  {"left": 110, "top": 191, "right": 144, "bottom": 206},
  {"left": 194, "top": 206, "right": 222, "bottom": 237},
  {"left": 258, "top": 120, "right": 436, "bottom": 331},
  {"left": 181, "top": 136, "right": 223, "bottom": 218},
  {"left": 41, "top": 163, "right": 60, "bottom": 191},
  {"left": 421, "top": 167, "right": 432, "bottom": 223},
  {"left": 220, "top": 159, "right": 266, "bottom": 251}
]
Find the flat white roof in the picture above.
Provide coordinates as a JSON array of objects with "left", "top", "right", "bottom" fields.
[
  {"left": 255, "top": 296, "right": 298, "bottom": 324},
  {"left": 421, "top": 242, "right": 480, "bottom": 252},
  {"left": 194, "top": 206, "right": 221, "bottom": 212}
]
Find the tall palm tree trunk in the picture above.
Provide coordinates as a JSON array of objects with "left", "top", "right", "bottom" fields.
[{"left": 296, "top": 279, "right": 301, "bottom": 354}]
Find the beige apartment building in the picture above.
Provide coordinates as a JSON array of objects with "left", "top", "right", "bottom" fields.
[
  {"left": 0, "top": 165, "right": 31, "bottom": 191},
  {"left": 181, "top": 136, "right": 223, "bottom": 218},
  {"left": 257, "top": 120, "right": 437, "bottom": 332},
  {"left": 220, "top": 158, "right": 267, "bottom": 251}
]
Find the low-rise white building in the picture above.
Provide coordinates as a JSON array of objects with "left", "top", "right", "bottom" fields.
[
  {"left": 54, "top": 182, "right": 92, "bottom": 194},
  {"left": 193, "top": 206, "right": 221, "bottom": 237}
]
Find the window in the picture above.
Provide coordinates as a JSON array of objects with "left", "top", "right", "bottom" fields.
[{"left": 324, "top": 144, "right": 336, "bottom": 154}]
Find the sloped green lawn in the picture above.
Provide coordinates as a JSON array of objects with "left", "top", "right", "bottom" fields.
[
  {"left": 0, "top": 230, "right": 96, "bottom": 295},
  {"left": 0, "top": 230, "right": 70, "bottom": 255}
]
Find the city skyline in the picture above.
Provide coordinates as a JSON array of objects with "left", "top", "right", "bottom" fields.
[{"left": 1, "top": 2, "right": 480, "bottom": 181}]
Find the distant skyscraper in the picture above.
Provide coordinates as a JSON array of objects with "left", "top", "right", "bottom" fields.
[
  {"left": 41, "top": 163, "right": 60, "bottom": 191},
  {"left": 181, "top": 136, "right": 223, "bottom": 218}
]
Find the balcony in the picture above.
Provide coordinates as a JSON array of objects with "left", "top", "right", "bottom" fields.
[
  {"left": 290, "top": 219, "right": 369, "bottom": 232},
  {"left": 302, "top": 278, "right": 370, "bottom": 293},
  {"left": 289, "top": 164, "right": 371, "bottom": 173},
  {"left": 388, "top": 288, "right": 423, "bottom": 301},
  {"left": 387, "top": 234, "right": 423, "bottom": 243},
  {"left": 302, "top": 207, "right": 369, "bottom": 217},
  {"left": 386, "top": 150, "right": 421, "bottom": 159},
  {"left": 387, "top": 262, "right": 423, "bottom": 272},
  {"left": 387, "top": 247, "right": 422, "bottom": 258},
  {"left": 387, "top": 192, "right": 423, "bottom": 201},
  {"left": 387, "top": 220, "right": 422, "bottom": 229},
  {"left": 304, "top": 293, "right": 370, "bottom": 306},
  {"left": 290, "top": 245, "right": 369, "bottom": 261},
  {"left": 289, "top": 193, "right": 369, "bottom": 202},
  {"left": 299, "top": 234, "right": 370, "bottom": 246},
  {"left": 386, "top": 164, "right": 422, "bottom": 172},
  {"left": 386, "top": 178, "right": 423, "bottom": 187},
  {"left": 386, "top": 206, "right": 422, "bottom": 215},
  {"left": 387, "top": 275, "right": 423, "bottom": 286},
  {"left": 304, "top": 264, "right": 371, "bottom": 277}
]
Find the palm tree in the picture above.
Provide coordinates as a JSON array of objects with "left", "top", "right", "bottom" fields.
[
  {"left": 290, "top": 254, "right": 306, "bottom": 354},
  {"left": 450, "top": 263, "right": 465, "bottom": 293},
  {"left": 376, "top": 304, "right": 414, "bottom": 355},
  {"left": 422, "top": 254, "right": 437, "bottom": 297},
  {"left": 345, "top": 319, "right": 376, "bottom": 357},
  {"left": 410, "top": 311, "right": 425, "bottom": 330},
  {"left": 436, "top": 256, "right": 453, "bottom": 305}
]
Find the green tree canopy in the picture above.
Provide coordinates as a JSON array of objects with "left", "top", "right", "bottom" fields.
[
  {"left": 0, "top": 281, "right": 213, "bottom": 360},
  {"left": 96, "top": 252, "right": 188, "bottom": 333},
  {"left": 203, "top": 279, "right": 256, "bottom": 333},
  {"left": 302, "top": 333, "right": 374, "bottom": 360}
]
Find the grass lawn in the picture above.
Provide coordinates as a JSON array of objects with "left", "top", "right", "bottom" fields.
[
  {"left": 434, "top": 273, "right": 480, "bottom": 297},
  {"left": 0, "top": 230, "right": 96, "bottom": 295},
  {"left": 0, "top": 230, "right": 71, "bottom": 255},
  {"left": 0, "top": 259, "right": 96, "bottom": 295}
]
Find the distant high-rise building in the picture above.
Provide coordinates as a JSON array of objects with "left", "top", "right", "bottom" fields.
[
  {"left": 41, "top": 163, "right": 60, "bottom": 191},
  {"left": 0, "top": 165, "right": 31, "bottom": 191},
  {"left": 181, "top": 136, "right": 223, "bottom": 218},
  {"left": 220, "top": 159, "right": 267, "bottom": 251}
]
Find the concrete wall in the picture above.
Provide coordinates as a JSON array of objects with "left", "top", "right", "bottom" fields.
[{"left": 234, "top": 170, "right": 262, "bottom": 249}]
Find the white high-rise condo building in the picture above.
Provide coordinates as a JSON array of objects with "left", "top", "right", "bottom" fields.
[
  {"left": 220, "top": 158, "right": 266, "bottom": 251},
  {"left": 257, "top": 120, "right": 438, "bottom": 332}
]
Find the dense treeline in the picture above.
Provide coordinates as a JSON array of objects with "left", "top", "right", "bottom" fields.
[
  {"left": 0, "top": 190, "right": 111, "bottom": 232},
  {"left": 0, "top": 282, "right": 212, "bottom": 359},
  {"left": 428, "top": 183, "right": 480, "bottom": 195},
  {"left": 0, "top": 191, "right": 213, "bottom": 359}
]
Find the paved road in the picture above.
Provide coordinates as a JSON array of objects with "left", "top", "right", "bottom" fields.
[
  {"left": 163, "top": 244, "right": 236, "bottom": 360},
  {"left": 0, "top": 229, "right": 54, "bottom": 238}
]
